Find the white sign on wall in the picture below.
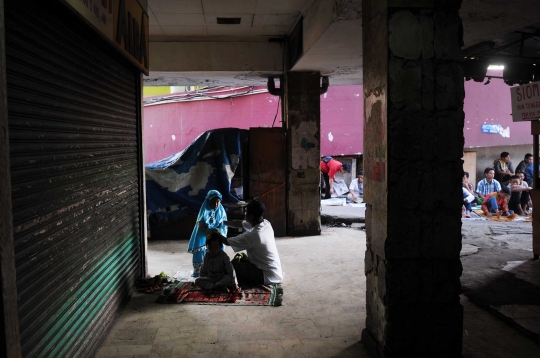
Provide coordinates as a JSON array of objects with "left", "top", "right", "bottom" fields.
[{"left": 510, "top": 81, "right": 540, "bottom": 122}]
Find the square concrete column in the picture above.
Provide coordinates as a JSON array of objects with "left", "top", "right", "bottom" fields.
[
  {"left": 362, "top": 1, "right": 464, "bottom": 356},
  {"left": 285, "top": 71, "right": 321, "bottom": 236}
]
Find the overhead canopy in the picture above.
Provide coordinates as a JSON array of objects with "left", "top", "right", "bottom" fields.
[{"left": 145, "top": 128, "right": 248, "bottom": 220}]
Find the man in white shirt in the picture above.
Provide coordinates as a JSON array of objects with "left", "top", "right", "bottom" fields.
[
  {"left": 348, "top": 171, "right": 364, "bottom": 203},
  {"left": 223, "top": 198, "right": 283, "bottom": 285}
]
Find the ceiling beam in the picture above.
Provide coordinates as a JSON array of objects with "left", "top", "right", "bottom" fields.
[{"left": 149, "top": 41, "right": 284, "bottom": 72}]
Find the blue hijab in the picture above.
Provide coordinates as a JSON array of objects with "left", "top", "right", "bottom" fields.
[{"left": 188, "top": 190, "right": 227, "bottom": 252}]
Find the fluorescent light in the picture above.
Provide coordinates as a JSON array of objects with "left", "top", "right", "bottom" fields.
[{"left": 487, "top": 65, "right": 505, "bottom": 70}]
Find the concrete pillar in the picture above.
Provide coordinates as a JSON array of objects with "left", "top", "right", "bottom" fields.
[
  {"left": 285, "top": 71, "right": 321, "bottom": 236},
  {"left": 362, "top": 1, "right": 464, "bottom": 356}
]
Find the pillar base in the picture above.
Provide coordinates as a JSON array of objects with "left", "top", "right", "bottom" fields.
[{"left": 361, "top": 329, "right": 463, "bottom": 358}]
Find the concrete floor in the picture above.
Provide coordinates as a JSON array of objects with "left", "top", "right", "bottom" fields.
[
  {"left": 320, "top": 203, "right": 366, "bottom": 225},
  {"left": 461, "top": 220, "right": 540, "bottom": 342},
  {"left": 96, "top": 227, "right": 540, "bottom": 358}
]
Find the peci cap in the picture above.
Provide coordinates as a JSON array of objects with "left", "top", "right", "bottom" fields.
[{"left": 342, "top": 163, "right": 351, "bottom": 173}]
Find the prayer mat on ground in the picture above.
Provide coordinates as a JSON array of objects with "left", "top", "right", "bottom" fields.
[
  {"left": 157, "top": 281, "right": 283, "bottom": 306},
  {"left": 472, "top": 210, "right": 528, "bottom": 222}
]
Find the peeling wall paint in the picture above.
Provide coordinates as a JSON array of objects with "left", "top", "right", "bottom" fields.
[
  {"left": 291, "top": 120, "right": 320, "bottom": 170},
  {"left": 286, "top": 72, "right": 321, "bottom": 236},
  {"left": 364, "top": 90, "right": 387, "bottom": 184}
]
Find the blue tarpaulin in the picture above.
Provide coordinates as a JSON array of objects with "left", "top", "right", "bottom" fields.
[{"left": 145, "top": 128, "right": 248, "bottom": 220}]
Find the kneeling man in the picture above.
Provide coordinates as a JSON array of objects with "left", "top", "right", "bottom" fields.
[{"left": 223, "top": 198, "right": 283, "bottom": 285}]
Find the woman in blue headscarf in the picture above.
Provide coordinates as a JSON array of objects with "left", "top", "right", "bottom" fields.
[{"left": 188, "top": 190, "right": 227, "bottom": 277}]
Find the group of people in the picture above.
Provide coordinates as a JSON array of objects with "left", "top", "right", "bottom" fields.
[
  {"left": 188, "top": 155, "right": 365, "bottom": 293},
  {"left": 463, "top": 151, "right": 535, "bottom": 218},
  {"left": 317, "top": 152, "right": 535, "bottom": 220},
  {"left": 188, "top": 190, "right": 283, "bottom": 292},
  {"left": 493, "top": 151, "right": 536, "bottom": 186},
  {"left": 320, "top": 156, "right": 363, "bottom": 202},
  {"left": 187, "top": 152, "right": 535, "bottom": 289}
]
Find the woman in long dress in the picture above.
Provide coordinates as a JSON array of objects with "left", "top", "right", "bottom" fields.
[{"left": 188, "top": 190, "right": 227, "bottom": 277}]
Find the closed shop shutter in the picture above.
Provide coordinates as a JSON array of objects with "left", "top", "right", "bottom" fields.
[{"left": 5, "top": 0, "right": 143, "bottom": 356}]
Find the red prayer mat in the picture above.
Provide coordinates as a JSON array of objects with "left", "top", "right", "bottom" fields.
[{"left": 161, "top": 281, "right": 283, "bottom": 306}]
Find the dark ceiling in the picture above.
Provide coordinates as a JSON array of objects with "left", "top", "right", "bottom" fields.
[
  {"left": 461, "top": 21, "right": 540, "bottom": 85},
  {"left": 463, "top": 22, "right": 540, "bottom": 65}
]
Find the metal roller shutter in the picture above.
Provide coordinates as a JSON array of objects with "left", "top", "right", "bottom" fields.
[{"left": 5, "top": 1, "right": 143, "bottom": 356}]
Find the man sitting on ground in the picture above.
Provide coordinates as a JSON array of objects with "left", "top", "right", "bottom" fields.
[
  {"left": 462, "top": 186, "right": 474, "bottom": 218},
  {"left": 482, "top": 186, "right": 513, "bottom": 217},
  {"left": 508, "top": 173, "right": 531, "bottom": 216},
  {"left": 515, "top": 153, "right": 533, "bottom": 179},
  {"left": 222, "top": 198, "right": 283, "bottom": 286},
  {"left": 463, "top": 171, "right": 478, "bottom": 205},
  {"left": 320, "top": 156, "right": 351, "bottom": 199},
  {"left": 517, "top": 171, "right": 533, "bottom": 208},
  {"left": 476, "top": 167, "right": 501, "bottom": 203},
  {"left": 524, "top": 157, "right": 537, "bottom": 187},
  {"left": 348, "top": 170, "right": 364, "bottom": 203},
  {"left": 493, "top": 151, "right": 514, "bottom": 184}
]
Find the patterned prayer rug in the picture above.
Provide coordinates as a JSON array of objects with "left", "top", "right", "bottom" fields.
[
  {"left": 473, "top": 210, "right": 529, "bottom": 222},
  {"left": 157, "top": 281, "right": 283, "bottom": 306}
]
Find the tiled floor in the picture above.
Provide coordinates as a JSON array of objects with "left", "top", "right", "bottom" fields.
[{"left": 96, "top": 227, "right": 540, "bottom": 357}]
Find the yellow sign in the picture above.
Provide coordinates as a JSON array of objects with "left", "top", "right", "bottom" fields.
[{"left": 61, "top": 0, "right": 149, "bottom": 75}]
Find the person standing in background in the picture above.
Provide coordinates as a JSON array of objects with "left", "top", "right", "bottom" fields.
[{"left": 320, "top": 156, "right": 351, "bottom": 199}]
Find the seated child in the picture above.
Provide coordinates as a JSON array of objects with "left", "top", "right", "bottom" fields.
[
  {"left": 194, "top": 232, "right": 234, "bottom": 291},
  {"left": 482, "top": 186, "right": 513, "bottom": 217}
]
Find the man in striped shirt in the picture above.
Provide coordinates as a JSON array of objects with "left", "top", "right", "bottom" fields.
[{"left": 476, "top": 167, "right": 501, "bottom": 200}]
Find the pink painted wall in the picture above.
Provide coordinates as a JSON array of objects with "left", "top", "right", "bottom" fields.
[
  {"left": 320, "top": 86, "right": 364, "bottom": 156},
  {"left": 143, "top": 88, "right": 282, "bottom": 164},
  {"left": 463, "top": 75, "right": 532, "bottom": 148},
  {"left": 143, "top": 85, "right": 364, "bottom": 163},
  {"left": 143, "top": 80, "right": 530, "bottom": 164}
]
